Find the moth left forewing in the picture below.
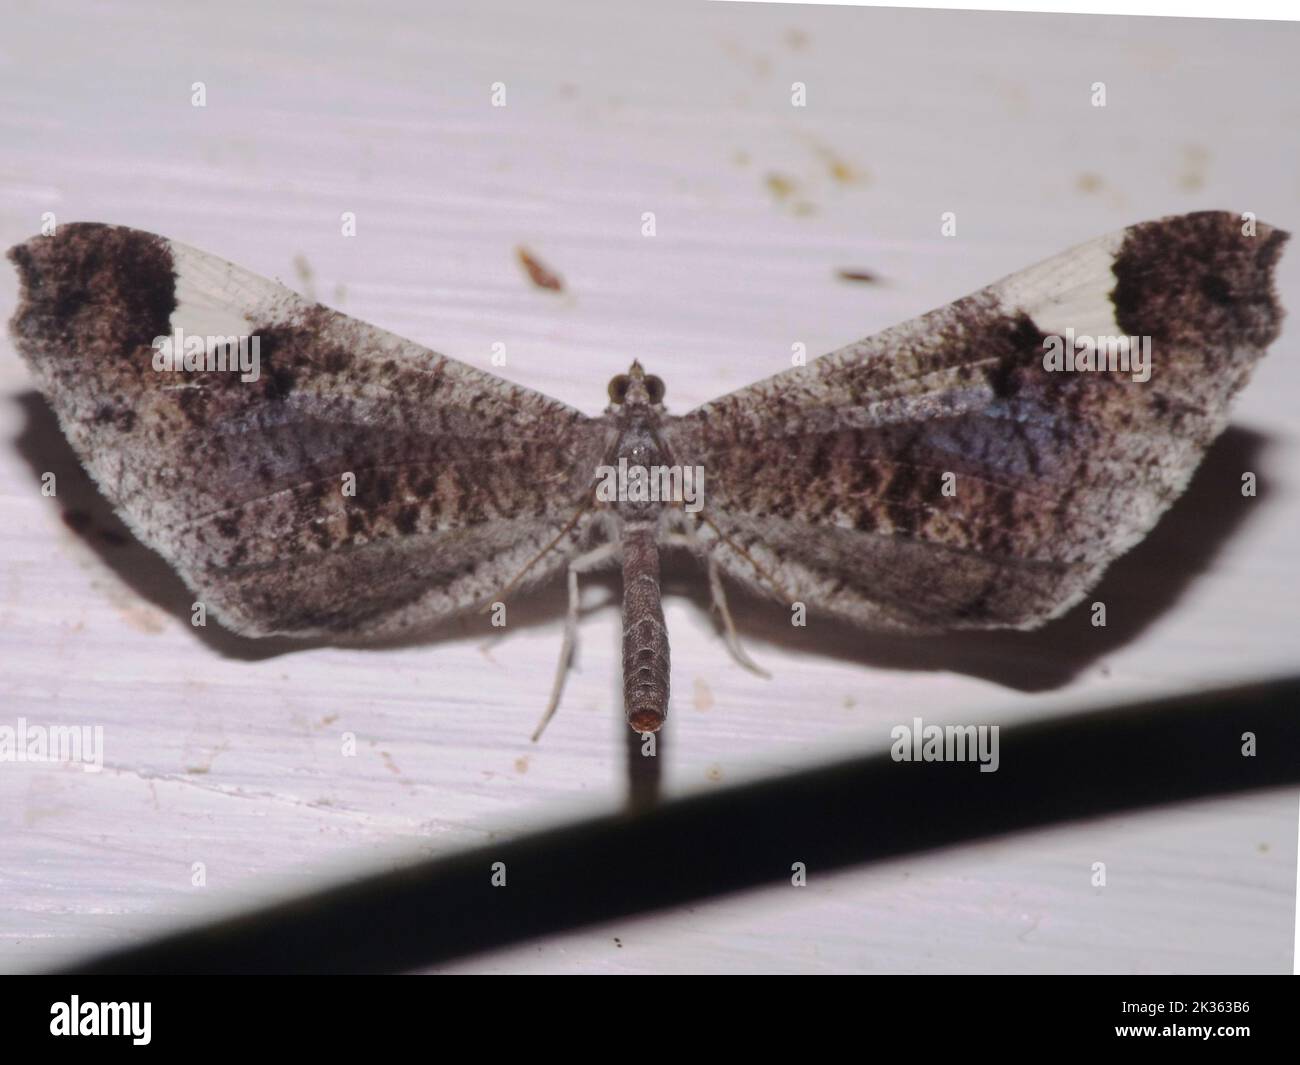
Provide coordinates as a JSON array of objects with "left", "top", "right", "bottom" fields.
[
  {"left": 10, "top": 223, "right": 611, "bottom": 638},
  {"left": 666, "top": 211, "right": 1288, "bottom": 632}
]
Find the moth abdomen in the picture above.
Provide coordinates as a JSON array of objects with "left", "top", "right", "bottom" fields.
[{"left": 621, "top": 524, "right": 670, "bottom": 733}]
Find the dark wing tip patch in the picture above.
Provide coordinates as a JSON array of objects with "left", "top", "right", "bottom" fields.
[
  {"left": 8, "top": 223, "right": 177, "bottom": 363},
  {"left": 1111, "top": 211, "right": 1289, "bottom": 357}
]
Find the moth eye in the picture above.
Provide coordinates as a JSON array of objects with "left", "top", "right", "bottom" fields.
[
  {"left": 608, "top": 374, "right": 631, "bottom": 403},
  {"left": 645, "top": 375, "right": 666, "bottom": 404}
]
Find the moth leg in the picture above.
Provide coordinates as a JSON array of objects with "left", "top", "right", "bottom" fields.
[
  {"left": 482, "top": 498, "right": 593, "bottom": 613},
  {"left": 705, "top": 551, "right": 771, "bottom": 679},
  {"left": 532, "top": 541, "right": 621, "bottom": 742},
  {"left": 662, "top": 530, "right": 770, "bottom": 679}
]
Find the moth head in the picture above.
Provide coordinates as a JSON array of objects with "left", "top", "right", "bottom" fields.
[{"left": 608, "top": 360, "right": 665, "bottom": 408}]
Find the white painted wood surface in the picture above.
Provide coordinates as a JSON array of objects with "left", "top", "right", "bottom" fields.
[{"left": 1, "top": 0, "right": 1296, "bottom": 973}]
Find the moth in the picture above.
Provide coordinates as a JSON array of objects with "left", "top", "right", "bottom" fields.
[{"left": 8, "top": 212, "right": 1287, "bottom": 738}]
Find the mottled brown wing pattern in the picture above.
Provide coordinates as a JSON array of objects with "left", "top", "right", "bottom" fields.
[
  {"left": 9, "top": 224, "right": 614, "bottom": 638},
  {"left": 664, "top": 212, "right": 1288, "bottom": 632}
]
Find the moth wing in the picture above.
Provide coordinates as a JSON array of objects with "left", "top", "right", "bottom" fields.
[
  {"left": 663, "top": 212, "right": 1287, "bottom": 632},
  {"left": 9, "top": 223, "right": 613, "bottom": 638}
]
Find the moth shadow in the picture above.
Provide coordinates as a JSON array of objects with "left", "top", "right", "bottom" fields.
[
  {"left": 667, "top": 426, "right": 1271, "bottom": 693},
  {"left": 11, "top": 391, "right": 583, "bottom": 662}
]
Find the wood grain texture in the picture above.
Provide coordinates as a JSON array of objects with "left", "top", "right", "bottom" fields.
[{"left": 0, "top": 0, "right": 1296, "bottom": 973}]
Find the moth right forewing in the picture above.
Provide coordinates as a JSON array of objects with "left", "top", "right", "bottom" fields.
[{"left": 667, "top": 212, "right": 1287, "bottom": 632}]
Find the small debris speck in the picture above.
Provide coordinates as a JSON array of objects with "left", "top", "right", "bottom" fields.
[
  {"left": 765, "top": 173, "right": 797, "bottom": 201},
  {"left": 837, "top": 268, "right": 880, "bottom": 284},
  {"left": 516, "top": 246, "right": 565, "bottom": 292}
]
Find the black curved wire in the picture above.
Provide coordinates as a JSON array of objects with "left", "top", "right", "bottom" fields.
[{"left": 65, "top": 676, "right": 1299, "bottom": 973}]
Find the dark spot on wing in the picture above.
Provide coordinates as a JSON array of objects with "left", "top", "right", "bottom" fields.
[
  {"left": 1200, "top": 273, "right": 1231, "bottom": 304},
  {"left": 852, "top": 506, "right": 877, "bottom": 533},
  {"left": 92, "top": 403, "right": 137, "bottom": 432},
  {"left": 321, "top": 346, "right": 353, "bottom": 374},
  {"left": 395, "top": 505, "right": 420, "bottom": 535},
  {"left": 247, "top": 305, "right": 355, "bottom": 403},
  {"left": 177, "top": 387, "right": 207, "bottom": 428},
  {"left": 985, "top": 312, "right": 1049, "bottom": 400},
  {"left": 252, "top": 325, "right": 300, "bottom": 401},
  {"left": 7, "top": 223, "right": 177, "bottom": 363},
  {"left": 809, "top": 439, "right": 831, "bottom": 479},
  {"left": 1111, "top": 211, "right": 1288, "bottom": 356}
]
